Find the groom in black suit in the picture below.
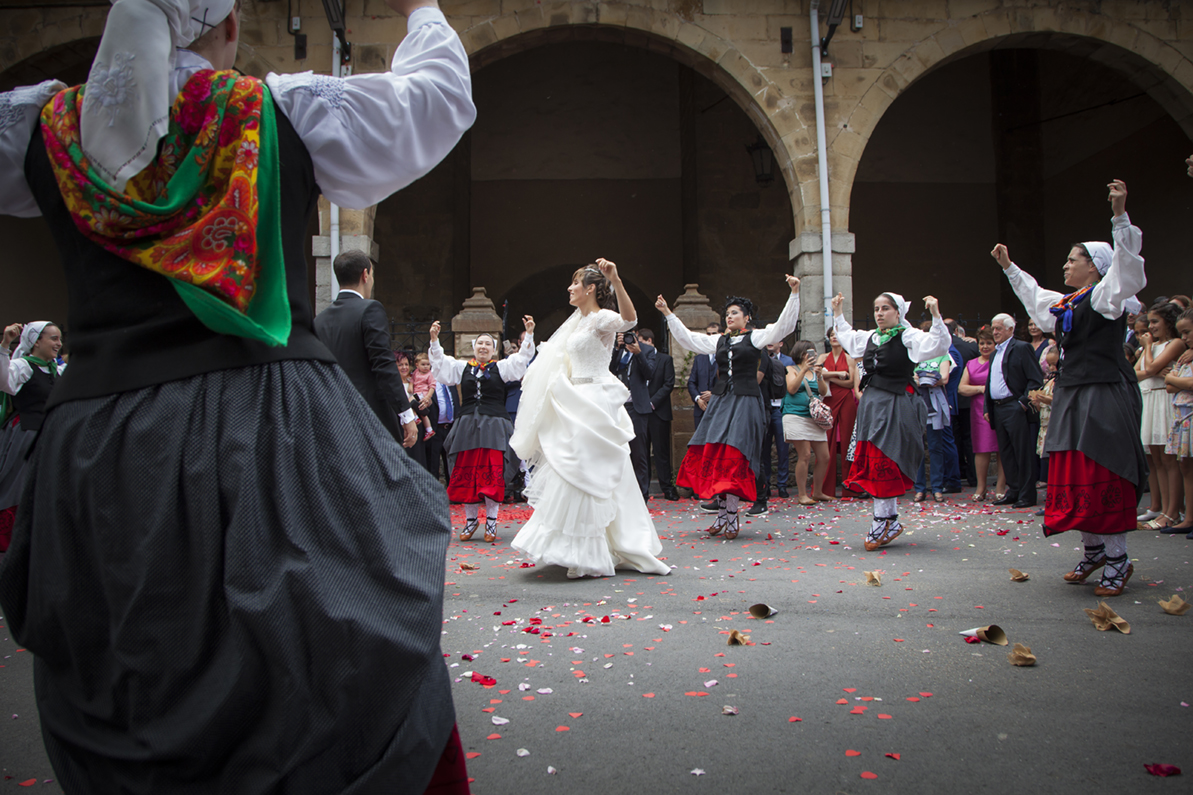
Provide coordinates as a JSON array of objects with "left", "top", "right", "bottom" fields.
[
  {"left": 612, "top": 329, "right": 658, "bottom": 500},
  {"left": 314, "top": 250, "right": 417, "bottom": 448},
  {"left": 985, "top": 313, "right": 1042, "bottom": 508}
]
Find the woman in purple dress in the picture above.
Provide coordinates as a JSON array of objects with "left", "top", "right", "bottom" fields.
[{"left": 958, "top": 326, "right": 1006, "bottom": 500}]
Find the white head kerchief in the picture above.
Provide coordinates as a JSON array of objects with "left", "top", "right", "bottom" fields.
[
  {"left": 14, "top": 322, "right": 51, "bottom": 360},
  {"left": 879, "top": 291, "right": 910, "bottom": 329},
  {"left": 471, "top": 333, "right": 497, "bottom": 359},
  {"left": 82, "top": 0, "right": 235, "bottom": 190},
  {"left": 1081, "top": 241, "right": 1114, "bottom": 276}
]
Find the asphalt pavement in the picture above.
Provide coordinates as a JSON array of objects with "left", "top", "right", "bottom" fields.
[{"left": 2, "top": 489, "right": 1190, "bottom": 793}]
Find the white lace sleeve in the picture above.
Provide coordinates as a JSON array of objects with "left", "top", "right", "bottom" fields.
[
  {"left": 665, "top": 313, "right": 718, "bottom": 355},
  {"left": 0, "top": 80, "right": 66, "bottom": 218},
  {"left": 265, "top": 7, "right": 475, "bottom": 210},
  {"left": 429, "top": 339, "right": 466, "bottom": 386},
  {"left": 1003, "top": 264, "right": 1064, "bottom": 333},
  {"left": 1091, "top": 213, "right": 1146, "bottom": 321},
  {"left": 496, "top": 333, "right": 535, "bottom": 381},
  {"left": 831, "top": 314, "right": 870, "bottom": 359},
  {"left": 592, "top": 308, "right": 635, "bottom": 335},
  {"left": 749, "top": 291, "right": 800, "bottom": 349}
]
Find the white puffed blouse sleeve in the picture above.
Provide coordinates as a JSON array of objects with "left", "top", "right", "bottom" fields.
[{"left": 265, "top": 7, "right": 476, "bottom": 210}]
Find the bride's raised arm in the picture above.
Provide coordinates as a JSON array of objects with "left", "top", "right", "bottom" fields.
[{"left": 597, "top": 258, "right": 635, "bottom": 325}]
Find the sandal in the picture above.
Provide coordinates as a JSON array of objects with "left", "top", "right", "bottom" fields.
[
  {"left": 1138, "top": 514, "right": 1174, "bottom": 531},
  {"left": 1093, "top": 562, "right": 1134, "bottom": 597},
  {"left": 483, "top": 520, "right": 498, "bottom": 543},
  {"left": 1062, "top": 554, "right": 1106, "bottom": 583},
  {"left": 913, "top": 492, "right": 926, "bottom": 503},
  {"left": 971, "top": 491, "right": 987, "bottom": 502},
  {"left": 878, "top": 518, "right": 904, "bottom": 547},
  {"left": 459, "top": 519, "right": 479, "bottom": 542},
  {"left": 722, "top": 512, "right": 740, "bottom": 540},
  {"left": 933, "top": 492, "right": 944, "bottom": 503}
]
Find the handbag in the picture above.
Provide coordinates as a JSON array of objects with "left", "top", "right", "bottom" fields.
[{"left": 803, "top": 378, "right": 834, "bottom": 430}]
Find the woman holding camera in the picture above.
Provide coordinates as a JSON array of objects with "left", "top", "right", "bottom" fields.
[
  {"left": 783, "top": 340, "right": 833, "bottom": 505},
  {"left": 656, "top": 275, "right": 801, "bottom": 540}
]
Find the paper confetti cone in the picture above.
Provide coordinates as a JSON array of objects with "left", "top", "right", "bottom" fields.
[
  {"left": 1084, "top": 601, "right": 1130, "bottom": 634},
  {"left": 1158, "top": 595, "right": 1190, "bottom": 616},
  {"left": 1007, "top": 642, "right": 1036, "bottom": 666},
  {"left": 864, "top": 570, "right": 882, "bottom": 586},
  {"left": 1008, "top": 568, "right": 1029, "bottom": 582}
]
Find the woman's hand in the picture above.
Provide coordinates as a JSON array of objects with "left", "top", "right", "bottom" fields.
[
  {"left": 831, "top": 292, "right": 845, "bottom": 318},
  {"left": 1108, "top": 178, "right": 1127, "bottom": 217},
  {"left": 596, "top": 258, "right": 620, "bottom": 285},
  {"left": 655, "top": 295, "right": 672, "bottom": 316},
  {"left": 522, "top": 315, "right": 535, "bottom": 335},
  {"left": 990, "top": 244, "right": 1012, "bottom": 270},
  {"left": 924, "top": 295, "right": 941, "bottom": 318},
  {"left": 1178, "top": 348, "right": 1193, "bottom": 366},
  {"left": 2, "top": 323, "right": 21, "bottom": 347},
  {"left": 429, "top": 320, "right": 440, "bottom": 343},
  {"left": 1138, "top": 331, "right": 1152, "bottom": 348},
  {"left": 786, "top": 274, "right": 801, "bottom": 294}
]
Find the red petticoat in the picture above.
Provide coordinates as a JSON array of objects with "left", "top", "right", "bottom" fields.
[
  {"left": 1043, "top": 450, "right": 1137, "bottom": 536},
  {"left": 447, "top": 448, "right": 505, "bottom": 504},
  {"left": 677, "top": 443, "right": 757, "bottom": 501},
  {"left": 0, "top": 505, "right": 14, "bottom": 553},
  {"left": 843, "top": 441, "right": 913, "bottom": 499},
  {"left": 424, "top": 724, "right": 470, "bottom": 795}
]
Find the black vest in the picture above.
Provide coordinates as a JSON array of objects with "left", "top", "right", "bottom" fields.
[
  {"left": 759, "top": 354, "right": 786, "bottom": 402},
  {"left": 1055, "top": 299, "right": 1136, "bottom": 389},
  {"left": 711, "top": 335, "right": 762, "bottom": 398},
  {"left": 861, "top": 332, "right": 916, "bottom": 394},
  {"left": 13, "top": 366, "right": 53, "bottom": 432},
  {"left": 460, "top": 363, "right": 510, "bottom": 419},
  {"left": 24, "top": 100, "right": 337, "bottom": 411}
]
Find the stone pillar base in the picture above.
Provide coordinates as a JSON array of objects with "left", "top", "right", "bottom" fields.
[{"left": 789, "top": 230, "right": 856, "bottom": 343}]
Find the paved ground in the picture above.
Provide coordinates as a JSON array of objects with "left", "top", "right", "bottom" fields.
[{"left": 2, "top": 489, "right": 1191, "bottom": 793}]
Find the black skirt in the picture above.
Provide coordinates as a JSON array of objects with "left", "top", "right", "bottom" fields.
[
  {"left": 0, "top": 360, "right": 456, "bottom": 793},
  {"left": 1045, "top": 378, "right": 1148, "bottom": 489}
]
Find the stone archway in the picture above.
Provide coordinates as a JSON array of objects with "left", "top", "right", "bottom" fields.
[
  {"left": 838, "top": 9, "right": 1193, "bottom": 231},
  {"left": 460, "top": 11, "right": 808, "bottom": 233}
]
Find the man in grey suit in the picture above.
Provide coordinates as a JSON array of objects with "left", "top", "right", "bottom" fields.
[{"left": 314, "top": 250, "right": 418, "bottom": 448}]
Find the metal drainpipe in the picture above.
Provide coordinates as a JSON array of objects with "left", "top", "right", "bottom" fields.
[
  {"left": 810, "top": 0, "right": 834, "bottom": 331},
  {"left": 328, "top": 36, "right": 342, "bottom": 298}
]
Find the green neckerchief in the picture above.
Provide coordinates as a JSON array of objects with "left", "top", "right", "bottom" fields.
[
  {"left": 23, "top": 355, "right": 60, "bottom": 381},
  {"left": 873, "top": 325, "right": 905, "bottom": 346}
]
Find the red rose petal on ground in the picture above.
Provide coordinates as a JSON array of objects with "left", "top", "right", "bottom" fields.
[
  {"left": 893, "top": 638, "right": 905, "bottom": 642},
  {"left": 843, "top": 688, "right": 857, "bottom": 693},
  {"left": 568, "top": 712, "right": 583, "bottom": 718},
  {"left": 642, "top": 693, "right": 655, "bottom": 698},
  {"left": 684, "top": 691, "right": 710, "bottom": 697},
  {"left": 18, "top": 781, "right": 37, "bottom": 788},
  {"left": 486, "top": 733, "right": 501, "bottom": 740},
  {"left": 836, "top": 698, "right": 849, "bottom": 705},
  {"left": 860, "top": 771, "right": 878, "bottom": 780},
  {"left": 919, "top": 692, "right": 933, "bottom": 697},
  {"left": 846, "top": 749, "right": 861, "bottom": 756},
  {"left": 877, "top": 714, "right": 893, "bottom": 719},
  {"left": 788, "top": 717, "right": 802, "bottom": 722},
  {"left": 556, "top": 726, "right": 570, "bottom": 732},
  {"left": 885, "top": 753, "right": 901, "bottom": 761},
  {"left": 465, "top": 752, "right": 481, "bottom": 760},
  {"left": 481, "top": 707, "right": 495, "bottom": 713},
  {"left": 1144, "top": 763, "right": 1181, "bottom": 777},
  {"left": 906, "top": 697, "right": 920, "bottom": 702},
  {"left": 850, "top": 706, "right": 867, "bottom": 714}
]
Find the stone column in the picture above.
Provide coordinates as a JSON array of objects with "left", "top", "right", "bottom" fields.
[
  {"left": 450, "top": 287, "right": 503, "bottom": 357},
  {"left": 789, "top": 230, "right": 856, "bottom": 343},
  {"left": 666, "top": 285, "right": 722, "bottom": 492},
  {"left": 312, "top": 199, "right": 380, "bottom": 315}
]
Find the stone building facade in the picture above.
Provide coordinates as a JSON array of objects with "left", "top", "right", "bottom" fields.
[{"left": 2, "top": 0, "right": 1192, "bottom": 344}]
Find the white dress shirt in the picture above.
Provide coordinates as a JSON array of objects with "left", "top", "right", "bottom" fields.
[
  {"left": 988, "top": 338, "right": 1013, "bottom": 400},
  {"left": 429, "top": 334, "right": 537, "bottom": 387},
  {"left": 831, "top": 313, "right": 951, "bottom": 364}
]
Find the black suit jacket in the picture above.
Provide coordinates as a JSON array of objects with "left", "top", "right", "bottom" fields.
[
  {"left": 313, "top": 291, "right": 411, "bottom": 440},
  {"left": 984, "top": 338, "right": 1042, "bottom": 428},
  {"left": 645, "top": 345, "right": 675, "bottom": 421},
  {"left": 611, "top": 343, "right": 657, "bottom": 414},
  {"left": 687, "top": 353, "right": 717, "bottom": 401}
]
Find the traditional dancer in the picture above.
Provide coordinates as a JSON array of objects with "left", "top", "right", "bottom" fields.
[
  {"left": 429, "top": 316, "right": 535, "bottom": 542},
  {"left": 0, "top": 0, "right": 476, "bottom": 790},
  {"left": 510, "top": 260, "right": 670, "bottom": 578},
  {"left": 0, "top": 322, "right": 62, "bottom": 551},
  {"left": 656, "top": 275, "right": 802, "bottom": 540},
  {"left": 830, "top": 290, "right": 950, "bottom": 551},
  {"left": 991, "top": 179, "right": 1147, "bottom": 596}
]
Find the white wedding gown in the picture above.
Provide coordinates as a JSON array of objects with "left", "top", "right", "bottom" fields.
[{"left": 510, "top": 309, "right": 671, "bottom": 578}]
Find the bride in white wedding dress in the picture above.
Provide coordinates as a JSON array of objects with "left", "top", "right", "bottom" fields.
[{"left": 510, "top": 259, "right": 671, "bottom": 579}]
